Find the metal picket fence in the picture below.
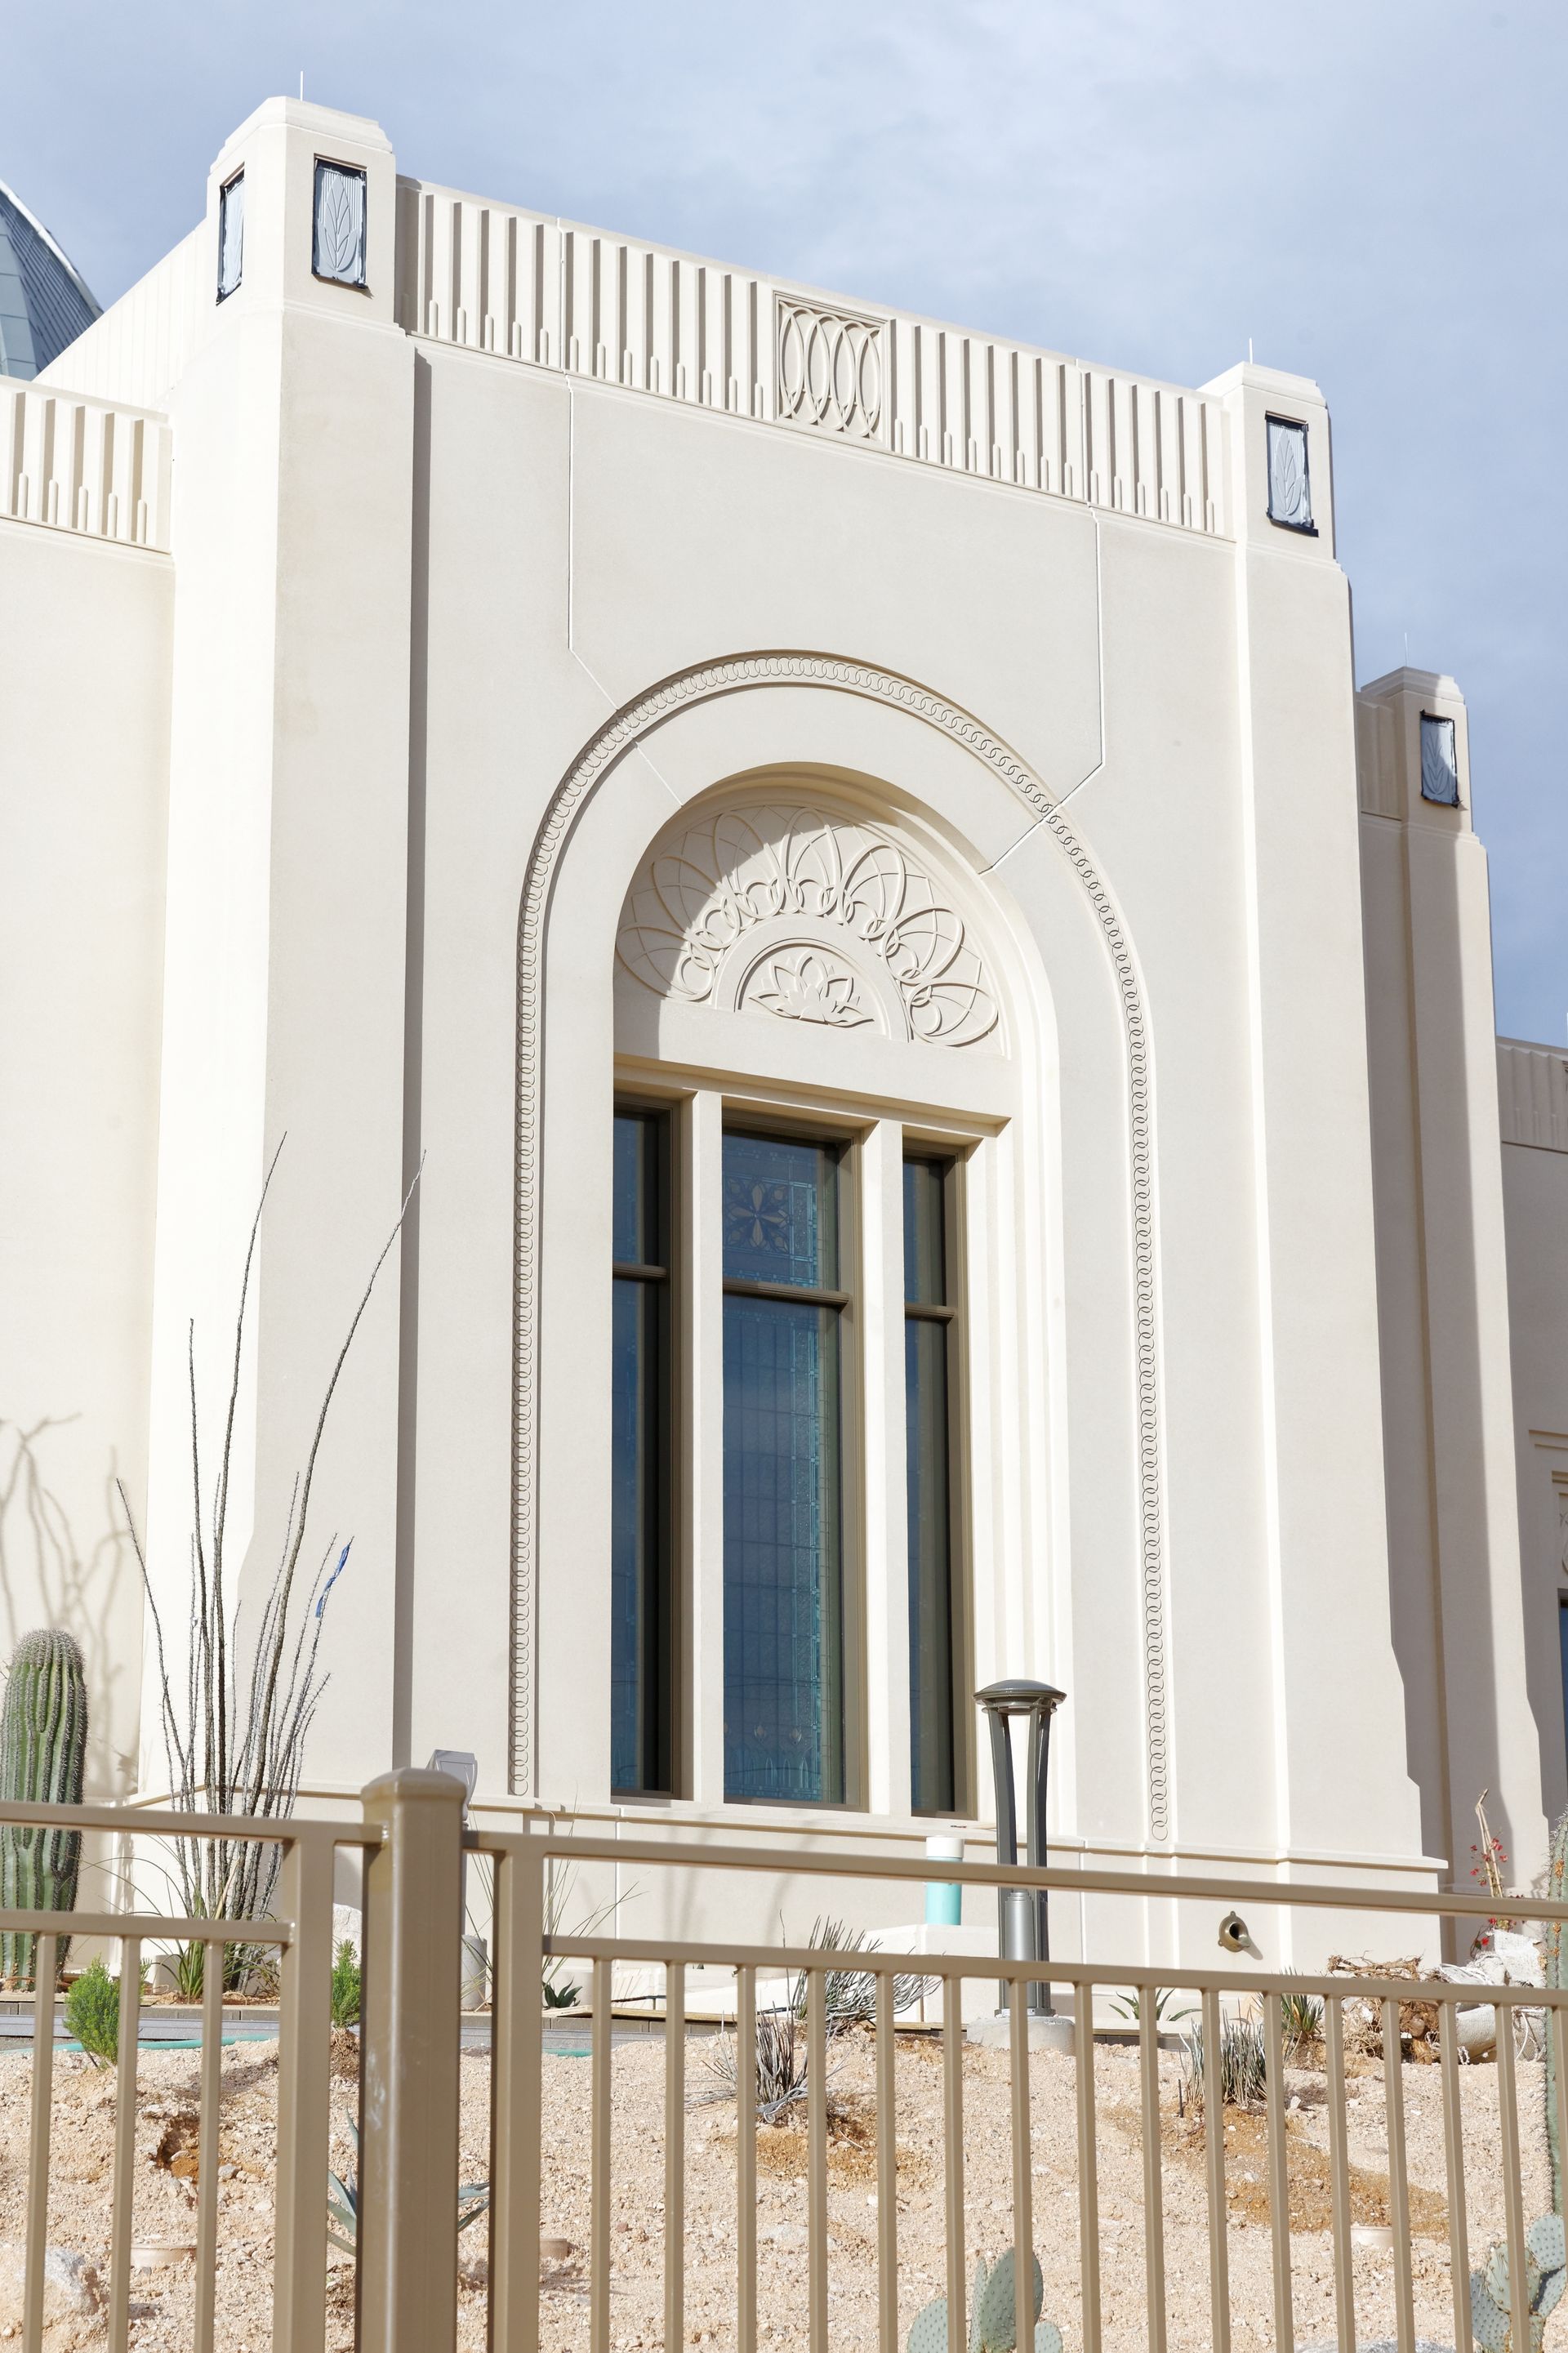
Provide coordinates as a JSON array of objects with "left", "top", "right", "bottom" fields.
[{"left": 2, "top": 1771, "right": 1566, "bottom": 2353}]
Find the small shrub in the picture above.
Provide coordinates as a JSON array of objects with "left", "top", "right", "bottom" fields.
[
  {"left": 790, "top": 1918, "right": 935, "bottom": 2035},
  {"left": 1279, "top": 1975, "right": 1325, "bottom": 2057},
  {"left": 65, "top": 1959, "right": 120, "bottom": 2066},
  {"left": 1180, "top": 2015, "right": 1267, "bottom": 2113},
  {"left": 330, "top": 1941, "right": 360, "bottom": 2029}
]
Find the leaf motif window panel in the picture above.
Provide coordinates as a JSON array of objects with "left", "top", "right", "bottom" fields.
[
  {"left": 721, "top": 1130, "right": 846, "bottom": 1806},
  {"left": 1419, "top": 713, "right": 1461, "bottom": 807},
  {"left": 216, "top": 172, "right": 244, "bottom": 303},
  {"left": 313, "top": 160, "right": 368, "bottom": 289},
  {"left": 1266, "top": 415, "right": 1313, "bottom": 533}
]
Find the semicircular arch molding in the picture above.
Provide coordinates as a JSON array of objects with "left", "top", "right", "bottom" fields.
[{"left": 513, "top": 652, "right": 1169, "bottom": 1840}]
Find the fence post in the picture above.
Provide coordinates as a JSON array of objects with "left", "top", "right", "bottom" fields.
[{"left": 359, "top": 1769, "right": 466, "bottom": 2353}]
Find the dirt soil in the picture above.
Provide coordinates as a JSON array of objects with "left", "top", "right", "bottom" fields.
[{"left": 0, "top": 2029, "right": 1557, "bottom": 2351}]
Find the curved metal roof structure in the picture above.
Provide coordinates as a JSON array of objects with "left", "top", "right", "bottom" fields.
[{"left": 0, "top": 180, "right": 100, "bottom": 379}]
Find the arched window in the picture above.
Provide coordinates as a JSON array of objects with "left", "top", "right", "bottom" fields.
[{"left": 610, "top": 791, "right": 1019, "bottom": 1816}]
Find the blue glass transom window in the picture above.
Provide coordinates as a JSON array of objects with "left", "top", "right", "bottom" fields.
[
  {"left": 611, "top": 1107, "right": 673, "bottom": 1794},
  {"left": 722, "top": 1131, "right": 844, "bottom": 1804}
]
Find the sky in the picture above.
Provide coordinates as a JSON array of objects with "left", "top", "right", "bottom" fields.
[{"left": 11, "top": 0, "right": 1565, "bottom": 1041}]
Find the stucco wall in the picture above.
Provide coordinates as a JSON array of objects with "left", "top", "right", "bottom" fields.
[{"left": 0, "top": 515, "right": 171, "bottom": 1796}]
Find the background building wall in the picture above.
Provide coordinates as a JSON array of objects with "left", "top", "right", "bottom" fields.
[
  {"left": 1357, "top": 667, "right": 1545, "bottom": 1892},
  {"left": 1498, "top": 1041, "right": 1568, "bottom": 1834}
]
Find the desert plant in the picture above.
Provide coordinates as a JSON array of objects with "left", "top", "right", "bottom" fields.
[
  {"left": 1180, "top": 2014, "right": 1267, "bottom": 2112},
  {"left": 1546, "top": 1808, "right": 1568, "bottom": 2214},
  {"left": 65, "top": 1957, "right": 121, "bottom": 2066},
  {"left": 1469, "top": 2213, "right": 1566, "bottom": 2352},
  {"left": 1110, "top": 1987, "right": 1196, "bottom": 2030},
  {"left": 908, "top": 2249, "right": 1061, "bottom": 2353},
  {"left": 326, "top": 2115, "right": 488, "bottom": 2257},
  {"left": 0, "top": 1628, "right": 88, "bottom": 1986},
  {"left": 330, "top": 1940, "right": 361, "bottom": 2029},
  {"left": 119, "top": 1143, "right": 415, "bottom": 1964},
  {"left": 1279, "top": 1973, "right": 1325, "bottom": 2057},
  {"left": 789, "top": 1918, "right": 935, "bottom": 2035},
  {"left": 704, "top": 2006, "right": 815, "bottom": 2123}
]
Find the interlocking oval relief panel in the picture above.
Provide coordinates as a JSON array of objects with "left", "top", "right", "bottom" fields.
[{"left": 616, "top": 804, "right": 1000, "bottom": 1049}]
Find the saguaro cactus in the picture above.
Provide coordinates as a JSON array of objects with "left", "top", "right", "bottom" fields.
[
  {"left": 0, "top": 1629, "right": 87, "bottom": 1985},
  {"left": 1546, "top": 1810, "right": 1568, "bottom": 2215}
]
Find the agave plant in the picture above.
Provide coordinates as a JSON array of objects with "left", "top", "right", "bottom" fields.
[
  {"left": 907, "top": 2249, "right": 1062, "bottom": 2353},
  {"left": 326, "top": 2118, "right": 488, "bottom": 2257},
  {"left": 1469, "top": 2214, "right": 1566, "bottom": 2353}
]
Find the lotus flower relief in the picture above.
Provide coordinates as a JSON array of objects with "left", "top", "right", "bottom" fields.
[
  {"left": 741, "top": 949, "right": 871, "bottom": 1028},
  {"left": 616, "top": 804, "right": 999, "bottom": 1049}
]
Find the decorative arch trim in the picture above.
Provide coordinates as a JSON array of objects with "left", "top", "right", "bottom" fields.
[{"left": 513, "top": 652, "right": 1171, "bottom": 1840}]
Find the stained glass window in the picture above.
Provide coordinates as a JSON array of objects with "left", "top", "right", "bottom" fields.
[
  {"left": 217, "top": 172, "right": 244, "bottom": 303},
  {"left": 611, "top": 1107, "right": 672, "bottom": 1794},
  {"left": 905, "top": 1156, "right": 960, "bottom": 1815},
  {"left": 1420, "top": 713, "right": 1461, "bottom": 807},
  {"left": 722, "top": 1131, "right": 844, "bottom": 1803},
  {"left": 312, "top": 161, "right": 368, "bottom": 289},
  {"left": 1266, "top": 416, "right": 1313, "bottom": 533}
]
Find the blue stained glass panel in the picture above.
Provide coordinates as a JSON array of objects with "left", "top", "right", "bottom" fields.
[{"left": 722, "top": 1131, "right": 844, "bottom": 1804}]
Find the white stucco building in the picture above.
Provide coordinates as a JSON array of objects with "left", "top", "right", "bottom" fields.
[{"left": 2, "top": 99, "right": 1565, "bottom": 1959}]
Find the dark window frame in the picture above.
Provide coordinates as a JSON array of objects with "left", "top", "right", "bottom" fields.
[
  {"left": 216, "top": 169, "right": 244, "bottom": 304},
  {"left": 903, "top": 1150, "right": 969, "bottom": 1817},
  {"left": 610, "top": 1100, "right": 677, "bottom": 1798}
]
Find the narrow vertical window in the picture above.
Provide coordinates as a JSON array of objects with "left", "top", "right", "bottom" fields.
[
  {"left": 216, "top": 171, "right": 244, "bottom": 302},
  {"left": 722, "top": 1130, "right": 845, "bottom": 1803},
  {"left": 312, "top": 160, "right": 368, "bottom": 288},
  {"left": 611, "top": 1107, "right": 672, "bottom": 1794},
  {"left": 1559, "top": 1598, "right": 1568, "bottom": 1789},
  {"left": 1420, "top": 713, "right": 1461, "bottom": 806},
  {"left": 905, "top": 1154, "right": 962, "bottom": 1814}
]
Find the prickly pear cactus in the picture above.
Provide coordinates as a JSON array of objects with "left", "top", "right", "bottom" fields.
[
  {"left": 1469, "top": 2213, "right": 1567, "bottom": 2353},
  {"left": 907, "top": 2248, "right": 1054, "bottom": 2353},
  {"left": 0, "top": 1629, "right": 87, "bottom": 1985},
  {"left": 974, "top": 2248, "right": 1044, "bottom": 2353},
  {"left": 1547, "top": 1811, "right": 1568, "bottom": 2214}
]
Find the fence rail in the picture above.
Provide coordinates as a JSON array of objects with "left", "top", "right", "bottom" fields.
[{"left": 1, "top": 1775, "right": 1562, "bottom": 2353}]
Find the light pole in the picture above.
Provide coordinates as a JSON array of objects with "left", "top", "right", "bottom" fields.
[{"left": 975, "top": 1678, "right": 1066, "bottom": 2017}]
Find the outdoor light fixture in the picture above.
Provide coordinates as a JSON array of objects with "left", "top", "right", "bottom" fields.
[{"left": 975, "top": 1678, "right": 1066, "bottom": 2017}]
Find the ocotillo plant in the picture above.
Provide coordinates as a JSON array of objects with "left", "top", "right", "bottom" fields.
[
  {"left": 1546, "top": 1808, "right": 1568, "bottom": 2214},
  {"left": 0, "top": 1629, "right": 87, "bottom": 1985},
  {"left": 118, "top": 1139, "right": 416, "bottom": 1953}
]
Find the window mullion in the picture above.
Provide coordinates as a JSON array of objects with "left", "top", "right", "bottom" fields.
[
  {"left": 863, "top": 1120, "right": 913, "bottom": 1820},
  {"left": 686, "top": 1087, "right": 728, "bottom": 1807}
]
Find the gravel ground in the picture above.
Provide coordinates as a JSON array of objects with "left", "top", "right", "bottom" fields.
[{"left": 0, "top": 2029, "right": 1556, "bottom": 2351}]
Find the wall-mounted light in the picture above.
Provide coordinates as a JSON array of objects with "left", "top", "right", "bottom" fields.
[
  {"left": 1266, "top": 415, "right": 1315, "bottom": 534},
  {"left": 1420, "top": 713, "right": 1461, "bottom": 806}
]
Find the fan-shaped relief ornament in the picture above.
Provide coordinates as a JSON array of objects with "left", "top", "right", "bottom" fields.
[{"left": 616, "top": 805, "right": 999, "bottom": 1049}]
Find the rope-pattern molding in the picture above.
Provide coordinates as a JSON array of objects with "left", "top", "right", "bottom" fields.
[{"left": 511, "top": 652, "right": 1171, "bottom": 1841}]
